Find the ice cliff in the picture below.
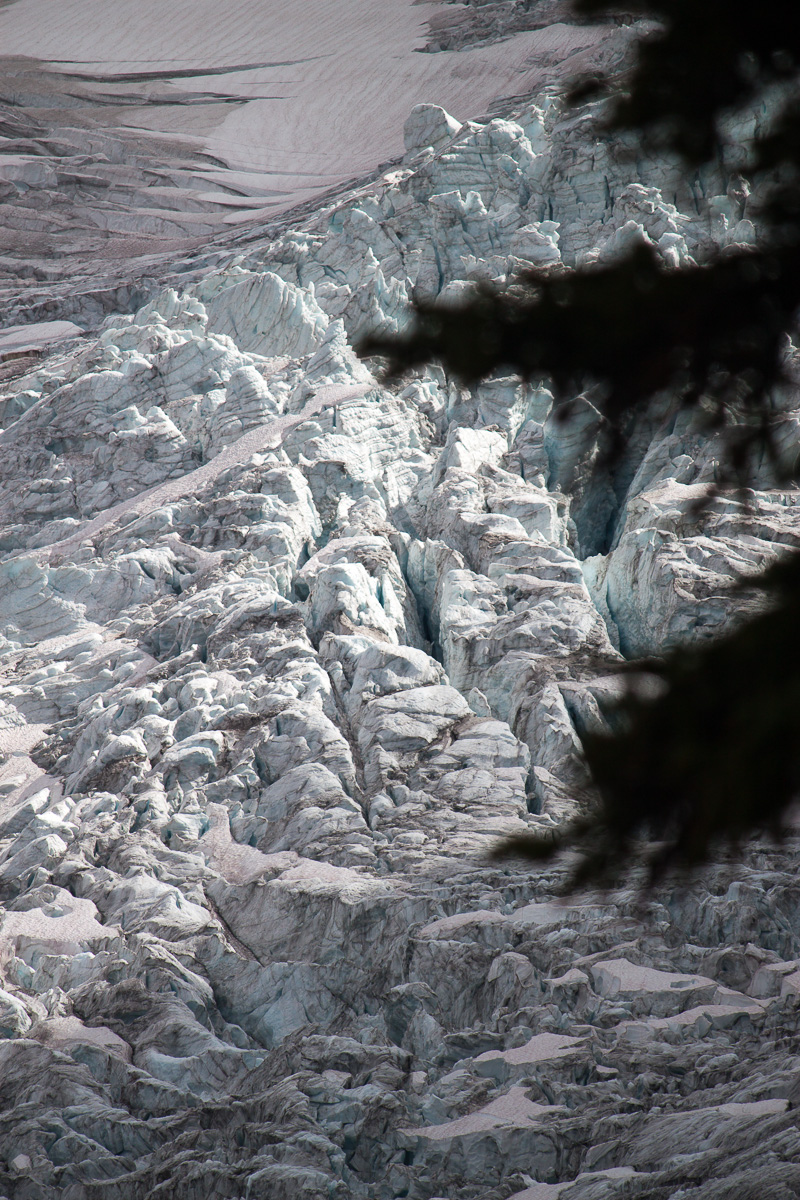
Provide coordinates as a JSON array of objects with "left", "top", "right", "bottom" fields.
[{"left": 1, "top": 83, "right": 800, "bottom": 1200}]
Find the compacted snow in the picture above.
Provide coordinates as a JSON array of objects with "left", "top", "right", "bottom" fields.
[
  {"left": 0, "top": 0, "right": 625, "bottom": 331},
  {"left": 2, "top": 4, "right": 800, "bottom": 1199},
  {"left": 0, "top": 0, "right": 610, "bottom": 203}
]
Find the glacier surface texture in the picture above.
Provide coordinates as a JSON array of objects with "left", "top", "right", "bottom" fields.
[{"left": 2, "top": 15, "right": 800, "bottom": 1200}]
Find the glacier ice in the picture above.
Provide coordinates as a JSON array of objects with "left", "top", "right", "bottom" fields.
[{"left": 1, "top": 59, "right": 800, "bottom": 1200}]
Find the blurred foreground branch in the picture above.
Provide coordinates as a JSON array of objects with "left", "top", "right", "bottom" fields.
[{"left": 358, "top": 0, "right": 800, "bottom": 888}]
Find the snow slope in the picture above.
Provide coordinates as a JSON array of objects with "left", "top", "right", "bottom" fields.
[
  {"left": 0, "top": 0, "right": 627, "bottom": 330},
  {"left": 0, "top": 0, "right": 611, "bottom": 199},
  {"left": 0, "top": 0, "right": 607, "bottom": 177}
]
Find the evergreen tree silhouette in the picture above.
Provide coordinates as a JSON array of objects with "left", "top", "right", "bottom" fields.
[{"left": 360, "top": 0, "right": 800, "bottom": 887}]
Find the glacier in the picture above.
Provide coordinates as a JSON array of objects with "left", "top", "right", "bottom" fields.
[{"left": 1, "top": 17, "right": 800, "bottom": 1200}]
